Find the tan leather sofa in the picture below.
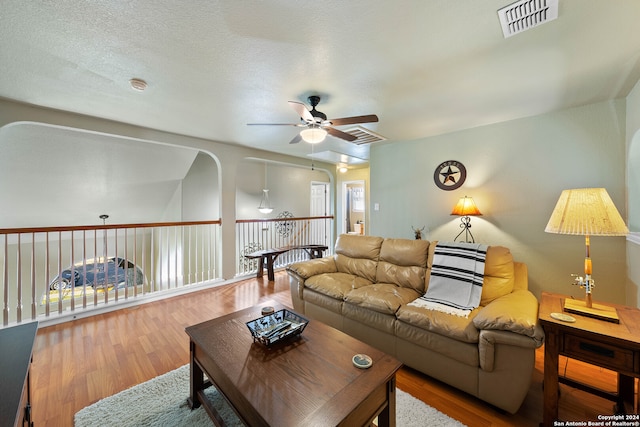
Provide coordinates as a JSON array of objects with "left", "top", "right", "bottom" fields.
[{"left": 286, "top": 234, "right": 544, "bottom": 414}]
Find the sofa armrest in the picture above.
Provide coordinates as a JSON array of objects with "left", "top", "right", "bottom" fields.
[
  {"left": 478, "top": 329, "right": 542, "bottom": 372},
  {"left": 473, "top": 290, "right": 544, "bottom": 343},
  {"left": 286, "top": 257, "right": 337, "bottom": 279}
]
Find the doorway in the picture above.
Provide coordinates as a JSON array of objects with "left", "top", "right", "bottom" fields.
[{"left": 342, "top": 180, "right": 365, "bottom": 235}]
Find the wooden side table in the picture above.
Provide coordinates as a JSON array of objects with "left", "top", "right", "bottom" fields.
[{"left": 538, "top": 292, "right": 640, "bottom": 426}]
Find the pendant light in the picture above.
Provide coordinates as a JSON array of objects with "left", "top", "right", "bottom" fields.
[{"left": 258, "top": 162, "right": 273, "bottom": 214}]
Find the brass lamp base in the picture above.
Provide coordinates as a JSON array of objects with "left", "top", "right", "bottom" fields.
[{"left": 563, "top": 298, "right": 619, "bottom": 323}]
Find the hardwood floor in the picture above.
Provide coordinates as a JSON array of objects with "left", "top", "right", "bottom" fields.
[{"left": 30, "top": 271, "right": 627, "bottom": 426}]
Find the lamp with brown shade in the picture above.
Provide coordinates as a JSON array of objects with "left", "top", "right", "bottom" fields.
[{"left": 451, "top": 196, "right": 482, "bottom": 243}]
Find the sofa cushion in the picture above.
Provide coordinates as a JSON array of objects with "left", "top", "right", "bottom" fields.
[
  {"left": 376, "top": 239, "right": 430, "bottom": 293},
  {"left": 396, "top": 303, "right": 480, "bottom": 343},
  {"left": 335, "top": 234, "right": 384, "bottom": 259},
  {"left": 305, "top": 272, "right": 372, "bottom": 300},
  {"left": 334, "top": 234, "right": 383, "bottom": 282},
  {"left": 335, "top": 255, "right": 379, "bottom": 283},
  {"left": 480, "top": 246, "right": 515, "bottom": 306},
  {"left": 345, "top": 283, "right": 420, "bottom": 315}
]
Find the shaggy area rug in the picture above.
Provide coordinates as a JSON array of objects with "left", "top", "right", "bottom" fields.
[{"left": 75, "top": 365, "right": 465, "bottom": 427}]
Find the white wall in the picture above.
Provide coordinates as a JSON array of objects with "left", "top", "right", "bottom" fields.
[{"left": 370, "top": 100, "right": 629, "bottom": 304}]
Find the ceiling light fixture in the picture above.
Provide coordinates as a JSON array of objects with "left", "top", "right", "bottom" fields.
[
  {"left": 300, "top": 127, "right": 327, "bottom": 144},
  {"left": 258, "top": 189, "right": 273, "bottom": 214},
  {"left": 129, "top": 78, "right": 148, "bottom": 92}
]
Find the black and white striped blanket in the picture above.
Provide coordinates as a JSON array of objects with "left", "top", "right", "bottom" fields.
[{"left": 409, "top": 242, "right": 488, "bottom": 317}]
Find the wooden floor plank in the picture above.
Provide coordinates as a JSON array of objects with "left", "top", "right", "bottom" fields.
[{"left": 30, "top": 271, "right": 624, "bottom": 426}]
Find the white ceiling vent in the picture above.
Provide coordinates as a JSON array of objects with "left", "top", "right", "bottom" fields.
[
  {"left": 344, "top": 126, "right": 387, "bottom": 145},
  {"left": 498, "top": 0, "right": 559, "bottom": 38}
]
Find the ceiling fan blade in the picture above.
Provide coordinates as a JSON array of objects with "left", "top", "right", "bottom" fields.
[
  {"left": 329, "top": 114, "right": 379, "bottom": 126},
  {"left": 326, "top": 127, "right": 357, "bottom": 142},
  {"left": 288, "top": 101, "right": 315, "bottom": 122},
  {"left": 289, "top": 134, "right": 302, "bottom": 144}
]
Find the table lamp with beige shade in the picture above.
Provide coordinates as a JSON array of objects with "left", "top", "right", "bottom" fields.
[{"left": 545, "top": 188, "right": 628, "bottom": 323}]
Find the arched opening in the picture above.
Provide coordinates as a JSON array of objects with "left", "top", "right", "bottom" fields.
[{"left": 0, "top": 122, "right": 222, "bottom": 323}]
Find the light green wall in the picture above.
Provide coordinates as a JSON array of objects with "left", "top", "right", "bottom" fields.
[
  {"left": 370, "top": 100, "right": 629, "bottom": 305},
  {"left": 629, "top": 243, "right": 640, "bottom": 307},
  {"left": 625, "top": 78, "right": 640, "bottom": 306},
  {"left": 627, "top": 79, "right": 640, "bottom": 232}
]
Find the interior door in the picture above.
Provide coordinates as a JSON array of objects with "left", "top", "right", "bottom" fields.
[{"left": 310, "top": 182, "right": 329, "bottom": 245}]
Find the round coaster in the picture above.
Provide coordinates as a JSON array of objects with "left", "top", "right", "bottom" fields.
[
  {"left": 550, "top": 312, "right": 576, "bottom": 323},
  {"left": 352, "top": 354, "right": 373, "bottom": 369}
]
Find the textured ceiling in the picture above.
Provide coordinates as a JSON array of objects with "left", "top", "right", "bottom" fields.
[{"left": 1, "top": 0, "right": 640, "bottom": 165}]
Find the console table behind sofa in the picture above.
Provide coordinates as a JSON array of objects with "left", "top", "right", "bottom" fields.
[{"left": 244, "top": 244, "right": 328, "bottom": 281}]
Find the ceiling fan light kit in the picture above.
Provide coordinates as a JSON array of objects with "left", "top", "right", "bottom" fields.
[{"left": 300, "top": 127, "right": 327, "bottom": 144}]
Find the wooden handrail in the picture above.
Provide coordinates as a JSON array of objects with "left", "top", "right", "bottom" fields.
[
  {"left": 235, "top": 215, "right": 333, "bottom": 224},
  {"left": 0, "top": 219, "right": 222, "bottom": 235}
]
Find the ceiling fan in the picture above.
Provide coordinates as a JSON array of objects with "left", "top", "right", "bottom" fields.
[{"left": 247, "top": 95, "right": 379, "bottom": 144}]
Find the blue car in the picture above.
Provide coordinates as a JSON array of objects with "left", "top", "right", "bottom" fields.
[{"left": 49, "top": 257, "right": 144, "bottom": 291}]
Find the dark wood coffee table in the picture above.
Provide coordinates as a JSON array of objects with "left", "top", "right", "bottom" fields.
[{"left": 185, "top": 302, "right": 402, "bottom": 426}]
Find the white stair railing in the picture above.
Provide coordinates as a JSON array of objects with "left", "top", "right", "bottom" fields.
[{"left": 1, "top": 220, "right": 221, "bottom": 327}]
